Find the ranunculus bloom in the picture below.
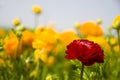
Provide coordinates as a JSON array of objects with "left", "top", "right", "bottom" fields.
[
  {"left": 112, "top": 15, "right": 120, "bottom": 29},
  {"left": 65, "top": 40, "right": 104, "bottom": 66},
  {"left": 79, "top": 21, "right": 103, "bottom": 36}
]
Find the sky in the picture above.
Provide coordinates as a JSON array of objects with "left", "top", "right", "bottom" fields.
[{"left": 0, "top": 0, "right": 120, "bottom": 33}]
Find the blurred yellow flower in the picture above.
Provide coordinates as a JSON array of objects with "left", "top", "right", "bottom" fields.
[
  {"left": 46, "top": 74, "right": 52, "bottom": 80},
  {"left": 59, "top": 30, "right": 80, "bottom": 45},
  {"left": 79, "top": 21, "right": 103, "bottom": 37},
  {"left": 47, "top": 56, "right": 54, "bottom": 67},
  {"left": 87, "top": 36, "right": 110, "bottom": 52},
  {"left": 22, "top": 30, "right": 35, "bottom": 46},
  {"left": 32, "top": 5, "right": 42, "bottom": 14},
  {"left": 0, "top": 29, "right": 6, "bottom": 37},
  {"left": 113, "top": 45, "right": 119, "bottom": 52},
  {"left": 52, "top": 43, "right": 64, "bottom": 56},
  {"left": 112, "top": 15, "right": 120, "bottom": 29},
  {"left": 32, "top": 39, "right": 47, "bottom": 49},
  {"left": 12, "top": 18, "right": 21, "bottom": 26},
  {"left": 34, "top": 25, "right": 46, "bottom": 35},
  {"left": 0, "top": 58, "right": 4, "bottom": 67},
  {"left": 34, "top": 26, "right": 58, "bottom": 51},
  {"left": 109, "top": 37, "right": 117, "bottom": 45},
  {"left": 36, "top": 27, "right": 58, "bottom": 44},
  {"left": 34, "top": 48, "right": 47, "bottom": 62},
  {"left": 8, "top": 30, "right": 17, "bottom": 38}
]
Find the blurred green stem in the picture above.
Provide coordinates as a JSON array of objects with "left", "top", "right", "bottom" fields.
[
  {"left": 34, "top": 14, "right": 38, "bottom": 27},
  {"left": 80, "top": 64, "right": 84, "bottom": 80},
  {"left": 15, "top": 37, "right": 21, "bottom": 60},
  {"left": 36, "top": 60, "right": 43, "bottom": 80},
  {"left": 117, "top": 29, "right": 120, "bottom": 50}
]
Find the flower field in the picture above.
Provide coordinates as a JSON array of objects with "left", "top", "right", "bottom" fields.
[{"left": 0, "top": 5, "right": 120, "bottom": 80}]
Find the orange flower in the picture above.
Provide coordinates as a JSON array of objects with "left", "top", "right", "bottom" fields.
[
  {"left": 79, "top": 21, "right": 103, "bottom": 37},
  {"left": 59, "top": 30, "right": 80, "bottom": 45},
  {"left": 87, "top": 36, "right": 110, "bottom": 52},
  {"left": 3, "top": 38, "right": 22, "bottom": 59},
  {"left": 22, "top": 30, "right": 35, "bottom": 46}
]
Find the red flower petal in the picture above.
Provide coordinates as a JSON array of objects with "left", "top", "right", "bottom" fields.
[{"left": 65, "top": 39, "right": 104, "bottom": 66}]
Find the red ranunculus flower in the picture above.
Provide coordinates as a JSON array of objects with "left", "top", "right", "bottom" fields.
[{"left": 65, "top": 39, "right": 104, "bottom": 66}]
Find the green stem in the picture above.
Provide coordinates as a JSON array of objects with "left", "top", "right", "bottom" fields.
[
  {"left": 15, "top": 37, "right": 21, "bottom": 60},
  {"left": 117, "top": 29, "right": 120, "bottom": 51},
  {"left": 36, "top": 60, "right": 43, "bottom": 80},
  {"left": 34, "top": 14, "right": 38, "bottom": 27},
  {"left": 80, "top": 64, "right": 84, "bottom": 80}
]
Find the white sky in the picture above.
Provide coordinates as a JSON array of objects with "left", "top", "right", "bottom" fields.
[{"left": 0, "top": 0, "right": 120, "bottom": 33}]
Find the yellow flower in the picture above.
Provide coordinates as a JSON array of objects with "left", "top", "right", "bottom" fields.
[
  {"left": 113, "top": 45, "right": 119, "bottom": 52},
  {"left": 22, "top": 30, "right": 35, "bottom": 46},
  {"left": 32, "top": 39, "right": 47, "bottom": 49},
  {"left": 34, "top": 26, "right": 58, "bottom": 52},
  {"left": 34, "top": 25, "right": 46, "bottom": 35},
  {"left": 109, "top": 37, "right": 117, "bottom": 45},
  {"left": 12, "top": 18, "right": 21, "bottom": 26},
  {"left": 46, "top": 74, "right": 52, "bottom": 80},
  {"left": 112, "top": 15, "right": 120, "bottom": 29},
  {"left": 34, "top": 48, "right": 47, "bottom": 62},
  {"left": 8, "top": 30, "right": 17, "bottom": 38},
  {"left": 0, "top": 58, "right": 4, "bottom": 67},
  {"left": 87, "top": 36, "right": 110, "bottom": 52},
  {"left": 35, "top": 26, "right": 58, "bottom": 44},
  {"left": 32, "top": 5, "right": 42, "bottom": 14},
  {"left": 0, "top": 29, "right": 6, "bottom": 37},
  {"left": 79, "top": 21, "right": 103, "bottom": 37},
  {"left": 47, "top": 56, "right": 54, "bottom": 67},
  {"left": 59, "top": 30, "right": 80, "bottom": 45},
  {"left": 52, "top": 43, "right": 64, "bottom": 56}
]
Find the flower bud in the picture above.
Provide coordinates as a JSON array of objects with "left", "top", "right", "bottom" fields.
[
  {"left": 96, "top": 18, "right": 102, "bottom": 25},
  {"left": 0, "top": 46, "right": 3, "bottom": 51},
  {"left": 16, "top": 25, "right": 25, "bottom": 32},
  {"left": 46, "top": 74, "right": 52, "bottom": 80},
  {"left": 16, "top": 31, "right": 22, "bottom": 38},
  {"left": 112, "top": 15, "right": 120, "bottom": 29},
  {"left": 12, "top": 18, "right": 21, "bottom": 26},
  {"left": 107, "top": 25, "right": 112, "bottom": 32},
  {"left": 115, "top": 21, "right": 120, "bottom": 29},
  {"left": 32, "top": 5, "right": 42, "bottom": 14},
  {"left": 74, "top": 22, "right": 80, "bottom": 29}
]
